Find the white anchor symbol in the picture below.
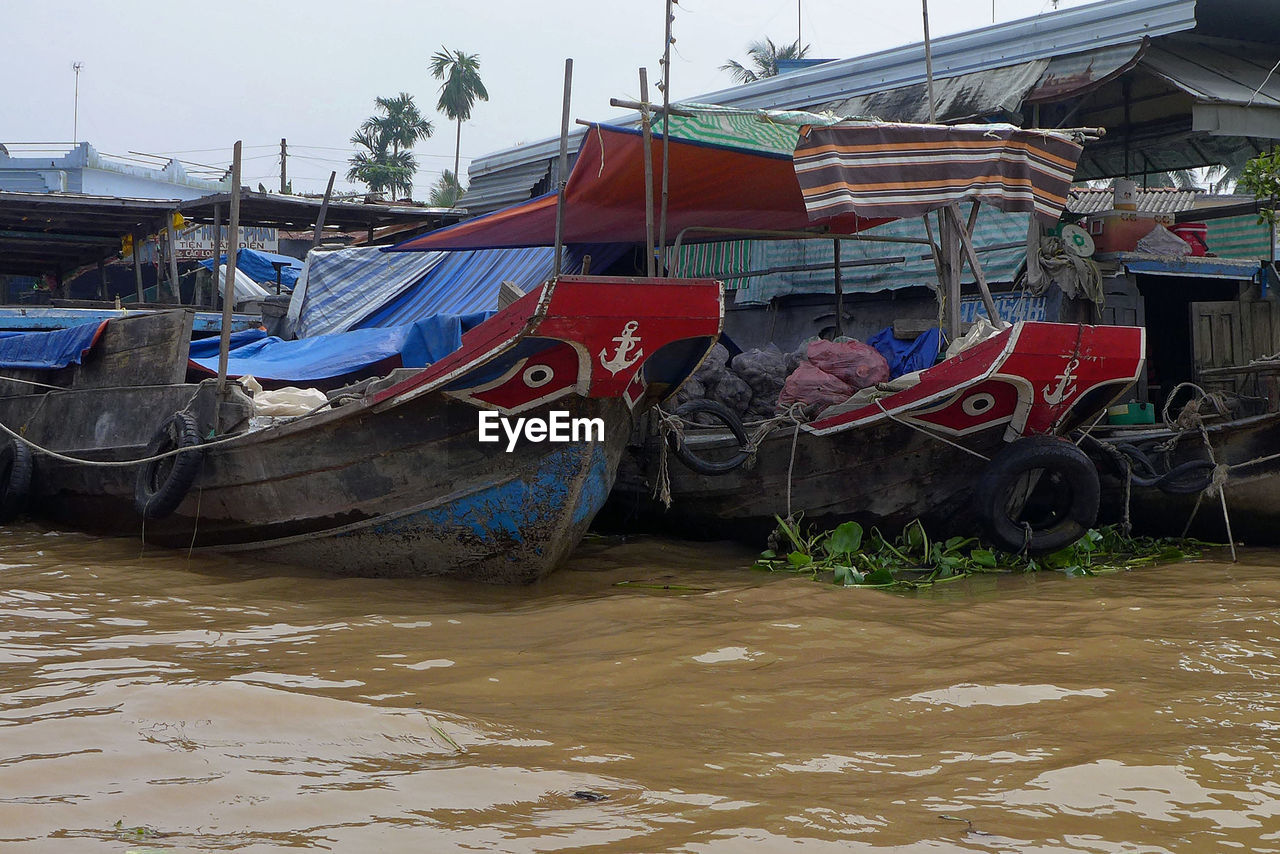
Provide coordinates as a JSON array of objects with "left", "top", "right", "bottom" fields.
[
  {"left": 599, "top": 320, "right": 644, "bottom": 376},
  {"left": 1042, "top": 357, "right": 1080, "bottom": 404}
]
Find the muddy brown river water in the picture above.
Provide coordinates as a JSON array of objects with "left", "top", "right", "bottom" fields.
[{"left": 2, "top": 524, "right": 1279, "bottom": 852}]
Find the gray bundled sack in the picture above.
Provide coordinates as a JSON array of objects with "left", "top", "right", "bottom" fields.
[
  {"left": 732, "top": 344, "right": 789, "bottom": 418},
  {"left": 696, "top": 343, "right": 730, "bottom": 378},
  {"left": 711, "top": 371, "right": 753, "bottom": 416}
]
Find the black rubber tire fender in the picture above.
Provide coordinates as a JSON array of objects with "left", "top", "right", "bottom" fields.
[
  {"left": 134, "top": 412, "right": 203, "bottom": 520},
  {"left": 0, "top": 437, "right": 34, "bottom": 523},
  {"left": 975, "top": 434, "right": 1101, "bottom": 555},
  {"left": 1155, "top": 459, "right": 1216, "bottom": 495},
  {"left": 669, "top": 399, "right": 752, "bottom": 477}
]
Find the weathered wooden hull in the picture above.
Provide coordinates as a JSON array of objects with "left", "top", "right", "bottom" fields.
[
  {"left": 0, "top": 276, "right": 724, "bottom": 582},
  {"left": 22, "top": 389, "right": 632, "bottom": 582},
  {"left": 606, "top": 417, "right": 1010, "bottom": 540},
  {"left": 1094, "top": 412, "right": 1280, "bottom": 545},
  {"left": 606, "top": 322, "right": 1146, "bottom": 544}
]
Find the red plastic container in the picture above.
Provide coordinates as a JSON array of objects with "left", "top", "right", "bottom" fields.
[{"left": 1170, "top": 222, "right": 1209, "bottom": 256}]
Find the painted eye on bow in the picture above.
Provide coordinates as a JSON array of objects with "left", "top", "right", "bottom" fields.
[
  {"left": 522, "top": 364, "right": 554, "bottom": 388},
  {"left": 961, "top": 392, "right": 996, "bottom": 416}
]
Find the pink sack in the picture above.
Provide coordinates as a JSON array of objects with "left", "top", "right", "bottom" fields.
[
  {"left": 806, "top": 339, "right": 890, "bottom": 391},
  {"left": 777, "top": 362, "right": 855, "bottom": 411}
]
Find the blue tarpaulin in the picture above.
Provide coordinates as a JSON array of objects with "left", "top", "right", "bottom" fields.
[
  {"left": 288, "top": 244, "right": 630, "bottom": 338},
  {"left": 355, "top": 243, "right": 629, "bottom": 330},
  {"left": 187, "top": 328, "right": 270, "bottom": 359},
  {"left": 199, "top": 249, "right": 303, "bottom": 289},
  {"left": 867, "top": 326, "right": 941, "bottom": 378},
  {"left": 188, "top": 313, "right": 491, "bottom": 383},
  {"left": 0, "top": 321, "right": 106, "bottom": 370}
]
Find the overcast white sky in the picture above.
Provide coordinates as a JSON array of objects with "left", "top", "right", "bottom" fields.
[{"left": 2, "top": 0, "right": 1104, "bottom": 196}]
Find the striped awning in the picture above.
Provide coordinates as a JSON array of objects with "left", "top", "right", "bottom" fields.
[{"left": 793, "top": 123, "right": 1084, "bottom": 224}]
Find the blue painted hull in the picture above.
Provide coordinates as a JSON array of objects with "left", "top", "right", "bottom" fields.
[{"left": 26, "top": 388, "right": 634, "bottom": 583}]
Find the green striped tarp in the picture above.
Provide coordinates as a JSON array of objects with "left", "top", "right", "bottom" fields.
[
  {"left": 1204, "top": 214, "right": 1276, "bottom": 260},
  {"left": 670, "top": 208, "right": 1030, "bottom": 305}
]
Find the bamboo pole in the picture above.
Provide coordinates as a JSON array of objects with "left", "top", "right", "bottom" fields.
[
  {"left": 217, "top": 141, "right": 242, "bottom": 394},
  {"left": 606, "top": 99, "right": 695, "bottom": 118},
  {"left": 553, "top": 58, "right": 573, "bottom": 277},
  {"left": 209, "top": 203, "right": 222, "bottom": 309},
  {"left": 132, "top": 229, "right": 143, "bottom": 303},
  {"left": 165, "top": 213, "right": 182, "bottom": 302},
  {"left": 658, "top": 0, "right": 674, "bottom": 272},
  {"left": 947, "top": 202, "right": 1000, "bottom": 324},
  {"left": 639, "top": 68, "right": 657, "bottom": 277},
  {"left": 921, "top": 0, "right": 938, "bottom": 123},
  {"left": 833, "top": 239, "right": 843, "bottom": 339},
  {"left": 311, "top": 172, "right": 335, "bottom": 252}
]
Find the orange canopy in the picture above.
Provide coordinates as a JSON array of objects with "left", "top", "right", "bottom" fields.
[{"left": 393, "top": 124, "right": 888, "bottom": 252}]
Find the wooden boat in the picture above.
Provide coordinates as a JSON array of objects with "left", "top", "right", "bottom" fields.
[
  {"left": 1087, "top": 399, "right": 1280, "bottom": 545},
  {"left": 0, "top": 275, "right": 722, "bottom": 582},
  {"left": 608, "top": 321, "right": 1145, "bottom": 551},
  {"left": 397, "top": 111, "right": 1144, "bottom": 552}
]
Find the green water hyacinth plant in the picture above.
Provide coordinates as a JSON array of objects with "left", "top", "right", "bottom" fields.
[{"left": 755, "top": 516, "right": 1205, "bottom": 590}]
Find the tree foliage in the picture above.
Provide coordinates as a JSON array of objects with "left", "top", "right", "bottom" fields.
[
  {"left": 347, "top": 92, "right": 434, "bottom": 199},
  {"left": 720, "top": 37, "right": 810, "bottom": 85},
  {"left": 1240, "top": 147, "right": 1280, "bottom": 226},
  {"left": 429, "top": 47, "right": 489, "bottom": 187},
  {"left": 428, "top": 169, "right": 463, "bottom": 208}
]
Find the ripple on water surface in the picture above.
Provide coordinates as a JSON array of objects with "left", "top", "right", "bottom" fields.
[{"left": 0, "top": 526, "right": 1278, "bottom": 851}]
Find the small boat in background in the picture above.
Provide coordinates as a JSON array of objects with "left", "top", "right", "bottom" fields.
[
  {"left": 1087, "top": 384, "right": 1280, "bottom": 546},
  {"left": 0, "top": 275, "right": 722, "bottom": 582}
]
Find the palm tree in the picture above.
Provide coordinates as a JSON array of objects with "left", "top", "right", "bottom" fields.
[
  {"left": 347, "top": 94, "right": 433, "bottom": 199},
  {"left": 428, "top": 169, "right": 463, "bottom": 208},
  {"left": 429, "top": 47, "right": 489, "bottom": 188},
  {"left": 364, "top": 92, "right": 434, "bottom": 159},
  {"left": 720, "top": 38, "right": 810, "bottom": 85}
]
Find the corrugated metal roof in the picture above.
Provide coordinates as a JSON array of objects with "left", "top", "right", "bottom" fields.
[
  {"left": 457, "top": 159, "right": 550, "bottom": 215},
  {"left": 1141, "top": 34, "right": 1280, "bottom": 138},
  {"left": 820, "top": 59, "right": 1050, "bottom": 123},
  {"left": 465, "top": 0, "right": 1199, "bottom": 200},
  {"left": 697, "top": 0, "right": 1195, "bottom": 112}
]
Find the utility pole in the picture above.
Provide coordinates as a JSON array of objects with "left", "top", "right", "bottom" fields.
[
  {"left": 279, "top": 137, "right": 288, "bottom": 194},
  {"left": 72, "top": 61, "right": 84, "bottom": 142}
]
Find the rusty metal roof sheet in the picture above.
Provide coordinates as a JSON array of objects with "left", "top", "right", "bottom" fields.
[{"left": 1027, "top": 40, "right": 1148, "bottom": 103}]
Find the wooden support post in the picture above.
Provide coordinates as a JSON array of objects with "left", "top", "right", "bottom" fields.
[
  {"left": 553, "top": 58, "right": 573, "bottom": 277},
  {"left": 947, "top": 202, "right": 1000, "bottom": 325},
  {"left": 217, "top": 141, "right": 242, "bottom": 394},
  {"left": 209, "top": 203, "right": 222, "bottom": 309},
  {"left": 165, "top": 213, "right": 182, "bottom": 303},
  {"left": 132, "top": 229, "right": 144, "bottom": 303},
  {"left": 658, "top": 0, "right": 674, "bottom": 271},
  {"left": 833, "top": 238, "right": 844, "bottom": 339},
  {"left": 938, "top": 211, "right": 961, "bottom": 341},
  {"left": 639, "top": 67, "right": 657, "bottom": 277},
  {"left": 311, "top": 172, "right": 335, "bottom": 252},
  {"left": 922, "top": 0, "right": 938, "bottom": 123}
]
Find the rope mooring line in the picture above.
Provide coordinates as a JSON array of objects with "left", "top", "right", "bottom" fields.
[{"left": 873, "top": 397, "right": 990, "bottom": 462}]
